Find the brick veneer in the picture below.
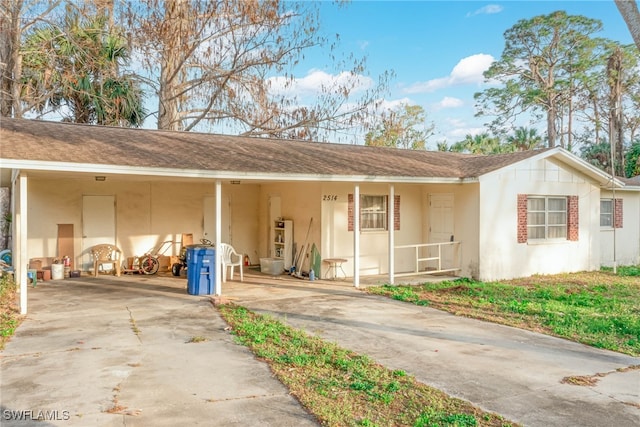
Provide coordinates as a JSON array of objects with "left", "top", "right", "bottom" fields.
[
  {"left": 567, "top": 196, "right": 579, "bottom": 241},
  {"left": 614, "top": 198, "right": 623, "bottom": 228},
  {"left": 517, "top": 194, "right": 528, "bottom": 243}
]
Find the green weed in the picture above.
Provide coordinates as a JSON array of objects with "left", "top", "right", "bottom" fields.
[
  {"left": 218, "top": 303, "right": 513, "bottom": 427},
  {"left": 367, "top": 268, "right": 640, "bottom": 356}
]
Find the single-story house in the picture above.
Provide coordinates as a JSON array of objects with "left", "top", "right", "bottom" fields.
[{"left": 1, "top": 118, "right": 639, "bottom": 314}]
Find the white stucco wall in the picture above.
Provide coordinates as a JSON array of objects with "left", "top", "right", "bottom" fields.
[
  {"left": 600, "top": 189, "right": 640, "bottom": 267},
  {"left": 26, "top": 177, "right": 260, "bottom": 271},
  {"left": 477, "top": 157, "right": 601, "bottom": 281}
]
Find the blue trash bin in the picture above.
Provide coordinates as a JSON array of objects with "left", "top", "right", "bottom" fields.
[{"left": 186, "top": 245, "right": 215, "bottom": 295}]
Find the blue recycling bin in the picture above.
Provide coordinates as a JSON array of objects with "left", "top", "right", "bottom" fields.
[{"left": 186, "top": 245, "right": 215, "bottom": 295}]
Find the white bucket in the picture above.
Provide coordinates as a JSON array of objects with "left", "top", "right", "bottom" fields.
[{"left": 51, "top": 264, "right": 64, "bottom": 280}]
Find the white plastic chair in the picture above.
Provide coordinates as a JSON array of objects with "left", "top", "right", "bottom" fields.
[{"left": 219, "top": 243, "right": 243, "bottom": 282}]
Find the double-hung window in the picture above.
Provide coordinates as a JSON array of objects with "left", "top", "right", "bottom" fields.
[
  {"left": 360, "top": 195, "right": 388, "bottom": 231},
  {"left": 600, "top": 199, "right": 613, "bottom": 227},
  {"left": 527, "top": 196, "right": 567, "bottom": 240}
]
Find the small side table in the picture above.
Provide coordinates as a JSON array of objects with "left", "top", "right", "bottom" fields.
[{"left": 323, "top": 258, "right": 347, "bottom": 280}]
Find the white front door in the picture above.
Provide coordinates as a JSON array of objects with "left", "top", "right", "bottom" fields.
[
  {"left": 82, "top": 195, "right": 115, "bottom": 270},
  {"left": 429, "top": 193, "right": 454, "bottom": 269}
]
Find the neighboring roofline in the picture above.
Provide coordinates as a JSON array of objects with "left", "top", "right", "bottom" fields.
[{"left": 0, "top": 159, "right": 474, "bottom": 184}]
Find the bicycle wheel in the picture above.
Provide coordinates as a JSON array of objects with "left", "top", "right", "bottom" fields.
[{"left": 140, "top": 255, "right": 160, "bottom": 275}]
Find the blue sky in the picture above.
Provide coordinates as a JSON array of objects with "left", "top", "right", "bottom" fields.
[{"left": 290, "top": 1, "right": 635, "bottom": 148}]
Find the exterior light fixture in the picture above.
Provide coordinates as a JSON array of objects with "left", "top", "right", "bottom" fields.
[{"left": 95, "top": 176, "right": 106, "bottom": 181}]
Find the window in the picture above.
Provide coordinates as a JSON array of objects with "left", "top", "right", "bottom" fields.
[
  {"left": 600, "top": 199, "right": 613, "bottom": 227},
  {"left": 527, "top": 196, "right": 567, "bottom": 240},
  {"left": 600, "top": 198, "right": 623, "bottom": 228},
  {"left": 348, "top": 194, "right": 400, "bottom": 232},
  {"left": 361, "top": 195, "right": 387, "bottom": 231}
]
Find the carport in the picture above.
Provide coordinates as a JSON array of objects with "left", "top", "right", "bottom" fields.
[{"left": 2, "top": 118, "right": 475, "bottom": 315}]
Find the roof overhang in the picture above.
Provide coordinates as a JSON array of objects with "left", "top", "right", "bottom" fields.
[{"left": 0, "top": 159, "right": 472, "bottom": 185}]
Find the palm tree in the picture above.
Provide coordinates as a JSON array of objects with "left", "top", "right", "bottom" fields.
[
  {"left": 20, "top": 7, "right": 145, "bottom": 126},
  {"left": 507, "top": 127, "right": 544, "bottom": 151},
  {"left": 450, "top": 133, "right": 513, "bottom": 155}
]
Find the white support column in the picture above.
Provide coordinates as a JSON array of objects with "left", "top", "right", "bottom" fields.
[
  {"left": 353, "top": 184, "right": 360, "bottom": 288},
  {"left": 388, "top": 184, "right": 395, "bottom": 285},
  {"left": 214, "top": 180, "right": 222, "bottom": 295},
  {"left": 18, "top": 173, "right": 28, "bottom": 314}
]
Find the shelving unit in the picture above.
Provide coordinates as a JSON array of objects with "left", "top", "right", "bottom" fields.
[{"left": 272, "top": 219, "right": 293, "bottom": 271}]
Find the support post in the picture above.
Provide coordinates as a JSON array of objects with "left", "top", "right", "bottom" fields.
[
  {"left": 214, "top": 180, "right": 222, "bottom": 295},
  {"left": 18, "top": 173, "right": 27, "bottom": 314},
  {"left": 388, "top": 184, "right": 395, "bottom": 285},
  {"left": 353, "top": 184, "right": 360, "bottom": 288}
]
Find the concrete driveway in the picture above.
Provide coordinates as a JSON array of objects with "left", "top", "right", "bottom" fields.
[
  {"left": 0, "top": 273, "right": 317, "bottom": 427},
  {"left": 2, "top": 271, "right": 639, "bottom": 426},
  {"left": 222, "top": 273, "right": 640, "bottom": 427}
]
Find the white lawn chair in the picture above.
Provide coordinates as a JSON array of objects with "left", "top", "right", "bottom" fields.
[{"left": 219, "top": 243, "right": 243, "bottom": 282}]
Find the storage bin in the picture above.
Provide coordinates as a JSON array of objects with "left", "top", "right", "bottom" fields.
[{"left": 260, "top": 258, "right": 284, "bottom": 275}]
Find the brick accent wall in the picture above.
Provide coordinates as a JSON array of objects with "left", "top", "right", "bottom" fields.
[
  {"left": 393, "top": 195, "right": 400, "bottom": 231},
  {"left": 517, "top": 194, "right": 528, "bottom": 243},
  {"left": 348, "top": 194, "right": 354, "bottom": 231},
  {"left": 567, "top": 196, "right": 579, "bottom": 241},
  {"left": 614, "top": 198, "right": 623, "bottom": 229}
]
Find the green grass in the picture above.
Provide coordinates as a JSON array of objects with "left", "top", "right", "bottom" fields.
[
  {"left": 218, "top": 304, "right": 516, "bottom": 427},
  {"left": 367, "top": 268, "right": 640, "bottom": 356},
  {"left": 0, "top": 273, "right": 21, "bottom": 349}
]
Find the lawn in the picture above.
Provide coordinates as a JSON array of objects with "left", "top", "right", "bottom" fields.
[{"left": 366, "top": 267, "right": 640, "bottom": 356}]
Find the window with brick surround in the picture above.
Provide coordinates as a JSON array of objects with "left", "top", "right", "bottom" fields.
[
  {"left": 600, "top": 198, "right": 623, "bottom": 228},
  {"left": 348, "top": 194, "right": 400, "bottom": 231},
  {"left": 517, "top": 195, "right": 578, "bottom": 242}
]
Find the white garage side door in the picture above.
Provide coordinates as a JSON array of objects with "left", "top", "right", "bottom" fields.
[
  {"left": 429, "top": 193, "right": 454, "bottom": 269},
  {"left": 82, "top": 195, "right": 116, "bottom": 270}
]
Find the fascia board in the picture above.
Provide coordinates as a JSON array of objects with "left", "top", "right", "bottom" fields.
[{"left": 0, "top": 159, "right": 469, "bottom": 184}]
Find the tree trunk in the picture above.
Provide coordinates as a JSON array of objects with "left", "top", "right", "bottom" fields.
[
  {"left": 0, "top": 0, "right": 24, "bottom": 118},
  {"left": 615, "top": 0, "right": 640, "bottom": 50},
  {"left": 547, "top": 104, "right": 557, "bottom": 147}
]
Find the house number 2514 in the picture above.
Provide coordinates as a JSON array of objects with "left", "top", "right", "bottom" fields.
[{"left": 323, "top": 195, "right": 338, "bottom": 201}]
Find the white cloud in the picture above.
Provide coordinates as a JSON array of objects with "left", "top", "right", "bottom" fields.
[
  {"left": 434, "top": 96, "right": 464, "bottom": 110},
  {"left": 267, "top": 69, "right": 374, "bottom": 97},
  {"left": 403, "top": 54, "right": 495, "bottom": 94},
  {"left": 466, "top": 4, "right": 504, "bottom": 17}
]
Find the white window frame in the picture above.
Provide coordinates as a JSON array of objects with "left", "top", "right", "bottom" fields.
[
  {"left": 527, "top": 196, "right": 567, "bottom": 240},
  {"left": 360, "top": 195, "right": 388, "bottom": 231},
  {"left": 600, "top": 199, "right": 613, "bottom": 228}
]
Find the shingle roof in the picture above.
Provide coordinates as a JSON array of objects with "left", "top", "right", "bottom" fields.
[{"left": 0, "top": 118, "right": 551, "bottom": 180}]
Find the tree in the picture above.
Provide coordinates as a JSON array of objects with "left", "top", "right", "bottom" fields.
[
  {"left": 506, "top": 127, "right": 544, "bottom": 151},
  {"left": 125, "top": 0, "right": 390, "bottom": 139},
  {"left": 20, "top": 4, "right": 145, "bottom": 125},
  {"left": 0, "top": 0, "right": 61, "bottom": 118},
  {"left": 364, "top": 104, "right": 434, "bottom": 150},
  {"left": 449, "top": 133, "right": 512, "bottom": 155},
  {"left": 580, "top": 139, "right": 614, "bottom": 174},
  {"left": 625, "top": 141, "right": 640, "bottom": 177},
  {"left": 475, "top": 11, "right": 602, "bottom": 147},
  {"left": 616, "top": 0, "right": 640, "bottom": 50}
]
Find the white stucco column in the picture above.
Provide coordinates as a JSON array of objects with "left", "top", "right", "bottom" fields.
[
  {"left": 389, "top": 184, "right": 395, "bottom": 285},
  {"left": 214, "top": 180, "right": 222, "bottom": 295},
  {"left": 18, "top": 173, "right": 28, "bottom": 314},
  {"left": 353, "top": 184, "right": 360, "bottom": 288}
]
